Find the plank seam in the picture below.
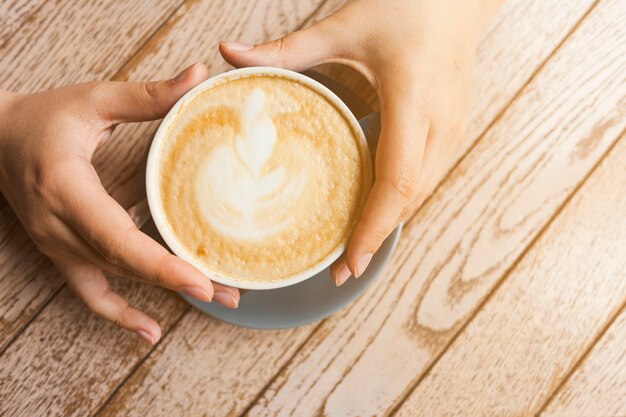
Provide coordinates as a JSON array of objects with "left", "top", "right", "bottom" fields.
[
  {"left": 0, "top": 281, "right": 63, "bottom": 356},
  {"left": 236, "top": 320, "right": 327, "bottom": 417},
  {"left": 532, "top": 137, "right": 626, "bottom": 417},
  {"left": 534, "top": 299, "right": 626, "bottom": 416},
  {"left": 91, "top": 304, "right": 191, "bottom": 417}
]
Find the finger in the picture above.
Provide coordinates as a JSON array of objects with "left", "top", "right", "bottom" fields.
[
  {"left": 49, "top": 214, "right": 240, "bottom": 309},
  {"left": 55, "top": 259, "right": 161, "bottom": 344},
  {"left": 89, "top": 62, "right": 209, "bottom": 124},
  {"left": 59, "top": 160, "right": 220, "bottom": 303},
  {"left": 330, "top": 254, "right": 351, "bottom": 286},
  {"left": 211, "top": 282, "right": 240, "bottom": 308},
  {"left": 219, "top": 22, "right": 338, "bottom": 71},
  {"left": 345, "top": 87, "right": 430, "bottom": 278}
]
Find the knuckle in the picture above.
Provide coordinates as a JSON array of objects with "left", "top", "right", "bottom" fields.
[
  {"left": 142, "top": 81, "right": 158, "bottom": 103},
  {"left": 26, "top": 220, "right": 54, "bottom": 253},
  {"left": 84, "top": 82, "right": 109, "bottom": 115},
  {"left": 151, "top": 253, "right": 173, "bottom": 286},
  {"left": 271, "top": 37, "right": 288, "bottom": 67},
  {"left": 96, "top": 227, "right": 132, "bottom": 266},
  {"left": 32, "top": 161, "right": 61, "bottom": 201},
  {"left": 369, "top": 224, "right": 392, "bottom": 242},
  {"left": 385, "top": 171, "right": 419, "bottom": 202},
  {"left": 82, "top": 295, "right": 102, "bottom": 316},
  {"left": 141, "top": 82, "right": 164, "bottom": 118}
]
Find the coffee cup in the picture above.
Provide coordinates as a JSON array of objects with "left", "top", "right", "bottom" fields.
[{"left": 145, "top": 67, "right": 375, "bottom": 290}]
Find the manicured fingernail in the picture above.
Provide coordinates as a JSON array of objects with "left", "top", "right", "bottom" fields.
[
  {"left": 335, "top": 264, "right": 352, "bottom": 286},
  {"left": 355, "top": 253, "right": 373, "bottom": 278},
  {"left": 213, "top": 291, "right": 238, "bottom": 309},
  {"left": 181, "top": 286, "right": 212, "bottom": 302},
  {"left": 173, "top": 63, "right": 198, "bottom": 83},
  {"left": 137, "top": 329, "right": 155, "bottom": 345},
  {"left": 222, "top": 41, "right": 253, "bottom": 51}
]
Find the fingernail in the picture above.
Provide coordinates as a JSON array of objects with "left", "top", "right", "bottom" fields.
[
  {"left": 173, "top": 63, "right": 198, "bottom": 84},
  {"left": 222, "top": 41, "right": 253, "bottom": 51},
  {"left": 213, "top": 291, "right": 239, "bottom": 309},
  {"left": 137, "top": 329, "right": 155, "bottom": 345},
  {"left": 335, "top": 264, "right": 352, "bottom": 286},
  {"left": 355, "top": 253, "right": 373, "bottom": 278},
  {"left": 181, "top": 286, "right": 212, "bottom": 302}
]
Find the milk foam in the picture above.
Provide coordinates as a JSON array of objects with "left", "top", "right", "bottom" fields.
[
  {"left": 195, "top": 89, "right": 306, "bottom": 240},
  {"left": 158, "top": 75, "right": 370, "bottom": 282}
]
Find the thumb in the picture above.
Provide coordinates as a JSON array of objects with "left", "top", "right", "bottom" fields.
[
  {"left": 91, "top": 62, "right": 209, "bottom": 124},
  {"left": 333, "top": 86, "right": 429, "bottom": 284},
  {"left": 219, "top": 24, "right": 337, "bottom": 71}
]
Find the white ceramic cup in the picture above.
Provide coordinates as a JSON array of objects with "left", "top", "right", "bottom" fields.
[{"left": 145, "top": 67, "right": 375, "bottom": 290}]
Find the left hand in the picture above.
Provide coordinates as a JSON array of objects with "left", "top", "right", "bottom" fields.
[
  {"left": 219, "top": 0, "right": 502, "bottom": 285},
  {"left": 0, "top": 64, "right": 240, "bottom": 344}
]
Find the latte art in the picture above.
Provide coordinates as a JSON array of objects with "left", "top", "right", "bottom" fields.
[
  {"left": 196, "top": 89, "right": 306, "bottom": 240},
  {"left": 157, "top": 74, "right": 371, "bottom": 283}
]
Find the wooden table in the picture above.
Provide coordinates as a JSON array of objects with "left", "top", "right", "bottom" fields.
[{"left": 1, "top": 1, "right": 625, "bottom": 416}]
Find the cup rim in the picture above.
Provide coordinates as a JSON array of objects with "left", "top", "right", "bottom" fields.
[{"left": 146, "top": 66, "right": 372, "bottom": 290}]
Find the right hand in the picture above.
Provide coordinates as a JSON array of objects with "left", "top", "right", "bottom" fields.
[{"left": 0, "top": 63, "right": 240, "bottom": 344}]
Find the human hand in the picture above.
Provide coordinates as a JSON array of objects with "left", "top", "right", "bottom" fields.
[
  {"left": 220, "top": 0, "right": 502, "bottom": 285},
  {"left": 0, "top": 63, "right": 240, "bottom": 344}
]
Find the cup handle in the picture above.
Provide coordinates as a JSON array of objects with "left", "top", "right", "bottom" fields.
[{"left": 358, "top": 112, "right": 381, "bottom": 153}]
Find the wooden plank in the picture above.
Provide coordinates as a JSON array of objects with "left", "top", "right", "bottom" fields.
[
  {"left": 0, "top": 0, "right": 46, "bottom": 43},
  {"left": 0, "top": 0, "right": 185, "bottom": 351},
  {"left": 539, "top": 306, "right": 626, "bottom": 417},
  {"left": 394, "top": 133, "right": 626, "bottom": 416},
  {"left": 0, "top": 1, "right": 329, "bottom": 416},
  {"left": 239, "top": 1, "right": 626, "bottom": 416},
  {"left": 99, "top": 311, "right": 317, "bottom": 417},
  {"left": 0, "top": 281, "right": 187, "bottom": 417},
  {"left": 0, "top": 0, "right": 184, "bottom": 92}
]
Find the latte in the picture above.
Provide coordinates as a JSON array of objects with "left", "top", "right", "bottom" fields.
[{"left": 153, "top": 70, "right": 371, "bottom": 285}]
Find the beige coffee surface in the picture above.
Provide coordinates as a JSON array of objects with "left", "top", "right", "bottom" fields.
[{"left": 159, "top": 75, "right": 370, "bottom": 283}]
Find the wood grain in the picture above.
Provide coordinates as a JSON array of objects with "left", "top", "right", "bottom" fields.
[
  {"left": 0, "top": 0, "right": 46, "bottom": 43},
  {"left": 394, "top": 131, "right": 626, "bottom": 416},
  {"left": 0, "top": 279, "right": 187, "bottom": 417},
  {"left": 540, "top": 305, "right": 626, "bottom": 417},
  {"left": 0, "top": 0, "right": 184, "bottom": 92},
  {"left": 99, "top": 311, "right": 317, "bottom": 417}
]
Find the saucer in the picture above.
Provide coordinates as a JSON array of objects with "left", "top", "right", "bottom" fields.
[{"left": 141, "top": 71, "right": 401, "bottom": 329}]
